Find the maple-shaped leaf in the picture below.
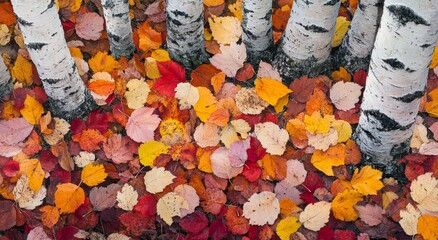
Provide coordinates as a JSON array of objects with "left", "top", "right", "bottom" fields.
[
  {"left": 417, "top": 215, "right": 438, "bottom": 240},
  {"left": 11, "top": 54, "right": 33, "bottom": 85},
  {"left": 0, "top": 118, "right": 33, "bottom": 157},
  {"left": 54, "top": 183, "right": 85, "bottom": 213},
  {"left": 138, "top": 141, "right": 169, "bottom": 167},
  {"left": 354, "top": 204, "right": 384, "bottom": 226},
  {"left": 126, "top": 107, "right": 161, "bottom": 143},
  {"left": 144, "top": 167, "right": 175, "bottom": 194},
  {"left": 254, "top": 122, "right": 289, "bottom": 155},
  {"left": 157, "top": 192, "right": 189, "bottom": 225},
  {"left": 299, "top": 201, "right": 331, "bottom": 231},
  {"left": 174, "top": 184, "right": 200, "bottom": 218},
  {"left": 116, "top": 184, "right": 139, "bottom": 211},
  {"left": 350, "top": 166, "right": 384, "bottom": 196},
  {"left": 40, "top": 205, "right": 60, "bottom": 228},
  {"left": 152, "top": 61, "right": 186, "bottom": 98},
  {"left": 311, "top": 144, "right": 346, "bottom": 176},
  {"left": 133, "top": 194, "right": 157, "bottom": 217},
  {"left": 81, "top": 163, "right": 108, "bottom": 187},
  {"left": 330, "top": 81, "right": 362, "bottom": 111},
  {"left": 75, "top": 12, "right": 104, "bottom": 41},
  {"left": 243, "top": 191, "right": 280, "bottom": 226},
  {"left": 410, "top": 172, "right": 438, "bottom": 212},
  {"left": 331, "top": 190, "right": 363, "bottom": 221},
  {"left": 208, "top": 15, "right": 242, "bottom": 44},
  {"left": 103, "top": 134, "right": 133, "bottom": 164},
  {"left": 210, "top": 42, "right": 246, "bottom": 77},
  {"left": 276, "top": 216, "right": 301, "bottom": 240},
  {"left": 399, "top": 203, "right": 421, "bottom": 236},
  {"left": 90, "top": 184, "right": 122, "bottom": 211},
  {"left": 255, "top": 78, "right": 292, "bottom": 106},
  {"left": 13, "top": 175, "right": 46, "bottom": 210}
]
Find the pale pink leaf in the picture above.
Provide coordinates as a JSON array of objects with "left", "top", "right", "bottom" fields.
[
  {"left": 257, "top": 61, "right": 281, "bottom": 81},
  {"left": 90, "top": 184, "right": 122, "bottom": 211},
  {"left": 209, "top": 43, "right": 246, "bottom": 77},
  {"left": 284, "top": 160, "right": 307, "bottom": 187},
  {"left": 330, "top": 81, "right": 363, "bottom": 111},
  {"left": 193, "top": 123, "right": 220, "bottom": 148},
  {"left": 355, "top": 204, "right": 385, "bottom": 226},
  {"left": 430, "top": 122, "right": 438, "bottom": 141},
  {"left": 211, "top": 147, "right": 243, "bottom": 179},
  {"left": 174, "top": 184, "right": 199, "bottom": 218},
  {"left": 126, "top": 107, "right": 161, "bottom": 143},
  {"left": 274, "top": 181, "right": 303, "bottom": 205},
  {"left": 27, "top": 226, "right": 51, "bottom": 240},
  {"left": 75, "top": 12, "right": 104, "bottom": 41},
  {"left": 103, "top": 134, "right": 133, "bottom": 164},
  {"left": 229, "top": 138, "right": 250, "bottom": 168},
  {"left": 0, "top": 118, "right": 34, "bottom": 157}
]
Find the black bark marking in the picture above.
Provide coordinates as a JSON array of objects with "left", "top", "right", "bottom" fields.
[
  {"left": 393, "top": 90, "right": 424, "bottom": 103},
  {"left": 102, "top": 1, "right": 115, "bottom": 9},
  {"left": 107, "top": 32, "right": 120, "bottom": 41},
  {"left": 297, "top": 23, "right": 328, "bottom": 33},
  {"left": 44, "top": 78, "right": 60, "bottom": 84},
  {"left": 17, "top": 17, "right": 33, "bottom": 27},
  {"left": 301, "top": 0, "right": 314, "bottom": 5},
  {"left": 324, "top": 0, "right": 339, "bottom": 6},
  {"left": 169, "top": 18, "right": 182, "bottom": 26},
  {"left": 26, "top": 42, "right": 47, "bottom": 50},
  {"left": 420, "top": 44, "right": 431, "bottom": 48},
  {"left": 113, "top": 12, "right": 126, "bottom": 18},
  {"left": 387, "top": 5, "right": 430, "bottom": 26},
  {"left": 172, "top": 9, "right": 190, "bottom": 18},
  {"left": 363, "top": 110, "right": 412, "bottom": 131},
  {"left": 41, "top": 0, "right": 55, "bottom": 14},
  {"left": 358, "top": 3, "right": 366, "bottom": 11},
  {"left": 383, "top": 58, "right": 405, "bottom": 70},
  {"left": 362, "top": 128, "right": 380, "bottom": 143}
]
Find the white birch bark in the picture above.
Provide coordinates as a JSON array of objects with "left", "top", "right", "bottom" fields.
[
  {"left": 0, "top": 57, "right": 12, "bottom": 98},
  {"left": 355, "top": 0, "right": 438, "bottom": 174},
  {"left": 242, "top": 0, "right": 273, "bottom": 65},
  {"left": 166, "top": 0, "right": 207, "bottom": 68},
  {"left": 101, "top": 0, "right": 135, "bottom": 59},
  {"left": 11, "top": 0, "right": 95, "bottom": 119},
  {"left": 336, "top": 0, "right": 383, "bottom": 72},
  {"left": 273, "top": 0, "right": 341, "bottom": 83}
]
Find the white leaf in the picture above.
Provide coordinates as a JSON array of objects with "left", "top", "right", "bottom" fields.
[
  {"left": 125, "top": 78, "right": 150, "bottom": 110},
  {"left": 330, "top": 81, "right": 362, "bottom": 111},
  {"left": 144, "top": 167, "right": 175, "bottom": 194},
  {"left": 419, "top": 142, "right": 438, "bottom": 155},
  {"left": 410, "top": 172, "right": 438, "bottom": 212},
  {"left": 116, "top": 184, "right": 138, "bottom": 211},
  {"left": 175, "top": 82, "right": 200, "bottom": 110},
  {"left": 157, "top": 192, "right": 189, "bottom": 225},
  {"left": 410, "top": 123, "right": 429, "bottom": 149},
  {"left": 194, "top": 122, "right": 220, "bottom": 148},
  {"left": 299, "top": 201, "right": 331, "bottom": 231},
  {"left": 399, "top": 203, "right": 421, "bottom": 235},
  {"left": 210, "top": 43, "right": 246, "bottom": 77},
  {"left": 73, "top": 151, "right": 96, "bottom": 168},
  {"left": 307, "top": 128, "right": 338, "bottom": 151},
  {"left": 284, "top": 160, "right": 307, "bottom": 187},
  {"left": 254, "top": 122, "right": 289, "bottom": 155},
  {"left": 235, "top": 88, "right": 269, "bottom": 115},
  {"left": 13, "top": 175, "right": 46, "bottom": 210},
  {"left": 243, "top": 191, "right": 280, "bottom": 226}
]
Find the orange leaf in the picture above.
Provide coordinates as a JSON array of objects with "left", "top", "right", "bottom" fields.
[
  {"left": 331, "top": 189, "right": 363, "bottom": 221},
  {"left": 286, "top": 118, "right": 307, "bottom": 140},
  {"left": 40, "top": 206, "right": 60, "bottom": 228},
  {"left": 196, "top": 147, "right": 217, "bottom": 173},
  {"left": 19, "top": 159, "right": 45, "bottom": 192},
  {"left": 194, "top": 87, "right": 218, "bottom": 122},
  {"left": 54, "top": 183, "right": 85, "bottom": 213},
  {"left": 345, "top": 139, "right": 361, "bottom": 165},
  {"left": 211, "top": 71, "right": 226, "bottom": 94},
  {"left": 311, "top": 144, "right": 346, "bottom": 176},
  {"left": 88, "top": 79, "right": 116, "bottom": 96},
  {"left": 331, "top": 66, "right": 352, "bottom": 82},
  {"left": 204, "top": 0, "right": 224, "bottom": 7},
  {"left": 280, "top": 198, "right": 301, "bottom": 217},
  {"left": 11, "top": 54, "right": 33, "bottom": 85},
  {"left": 273, "top": 5, "right": 291, "bottom": 31},
  {"left": 191, "top": 64, "right": 221, "bottom": 88},
  {"left": 39, "top": 112, "right": 53, "bottom": 135},
  {"left": 208, "top": 108, "right": 229, "bottom": 127},
  {"left": 23, "top": 130, "right": 42, "bottom": 156},
  {"left": 0, "top": 3, "right": 16, "bottom": 26},
  {"left": 137, "top": 21, "right": 162, "bottom": 52},
  {"left": 88, "top": 51, "right": 121, "bottom": 73},
  {"left": 81, "top": 163, "right": 108, "bottom": 187},
  {"left": 259, "top": 154, "right": 287, "bottom": 181},
  {"left": 2, "top": 101, "right": 20, "bottom": 120},
  {"left": 418, "top": 215, "right": 438, "bottom": 240},
  {"left": 306, "top": 88, "right": 333, "bottom": 115},
  {"left": 72, "top": 129, "right": 106, "bottom": 151}
]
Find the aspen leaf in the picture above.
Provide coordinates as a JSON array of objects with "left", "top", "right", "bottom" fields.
[
  {"left": 72, "top": 129, "right": 106, "bottom": 152},
  {"left": 88, "top": 51, "right": 121, "bottom": 73},
  {"left": 230, "top": 119, "right": 251, "bottom": 139},
  {"left": 279, "top": 198, "right": 301, "bottom": 217},
  {"left": 11, "top": 54, "right": 32, "bottom": 85},
  {"left": 311, "top": 144, "right": 346, "bottom": 176},
  {"left": 145, "top": 57, "right": 161, "bottom": 79},
  {"left": 331, "top": 190, "right": 363, "bottom": 221},
  {"left": 330, "top": 81, "right": 363, "bottom": 111},
  {"left": 284, "top": 160, "right": 307, "bottom": 187},
  {"left": 286, "top": 118, "right": 307, "bottom": 140},
  {"left": 299, "top": 201, "right": 331, "bottom": 231},
  {"left": 20, "top": 95, "right": 44, "bottom": 125},
  {"left": 350, "top": 166, "right": 384, "bottom": 195},
  {"left": 331, "top": 120, "right": 352, "bottom": 143},
  {"left": 419, "top": 142, "right": 438, "bottom": 155},
  {"left": 144, "top": 167, "right": 175, "bottom": 194},
  {"left": 430, "top": 46, "right": 438, "bottom": 68},
  {"left": 399, "top": 203, "right": 421, "bottom": 235},
  {"left": 40, "top": 206, "right": 60, "bottom": 228},
  {"left": 410, "top": 172, "right": 438, "bottom": 212},
  {"left": 194, "top": 87, "right": 217, "bottom": 122},
  {"left": 19, "top": 159, "right": 44, "bottom": 192},
  {"left": 13, "top": 175, "right": 46, "bottom": 210},
  {"left": 138, "top": 21, "right": 162, "bottom": 52},
  {"left": 157, "top": 192, "right": 189, "bottom": 225},
  {"left": 88, "top": 72, "right": 115, "bottom": 105},
  {"left": 211, "top": 71, "right": 226, "bottom": 94},
  {"left": 81, "top": 163, "right": 107, "bottom": 187},
  {"left": 151, "top": 49, "right": 171, "bottom": 62},
  {"left": 90, "top": 184, "right": 122, "bottom": 211},
  {"left": 235, "top": 87, "right": 269, "bottom": 115},
  {"left": 332, "top": 16, "right": 350, "bottom": 47},
  {"left": 254, "top": 122, "right": 289, "bottom": 155},
  {"left": 174, "top": 184, "right": 200, "bottom": 218},
  {"left": 254, "top": 78, "right": 292, "bottom": 106},
  {"left": 260, "top": 154, "right": 287, "bottom": 181},
  {"left": 276, "top": 216, "right": 301, "bottom": 240},
  {"left": 307, "top": 128, "right": 338, "bottom": 151},
  {"left": 193, "top": 123, "right": 220, "bottom": 147},
  {"left": 304, "top": 111, "right": 332, "bottom": 135},
  {"left": 116, "top": 184, "right": 138, "bottom": 211},
  {"left": 228, "top": 0, "right": 242, "bottom": 21},
  {"left": 354, "top": 204, "right": 384, "bottom": 226},
  {"left": 331, "top": 66, "right": 352, "bottom": 82},
  {"left": 425, "top": 88, "right": 438, "bottom": 117},
  {"left": 125, "top": 78, "right": 150, "bottom": 109},
  {"left": 126, "top": 107, "right": 161, "bottom": 143},
  {"left": 0, "top": 118, "right": 34, "bottom": 157},
  {"left": 210, "top": 42, "right": 246, "bottom": 77},
  {"left": 174, "top": 83, "right": 200, "bottom": 110},
  {"left": 417, "top": 215, "right": 438, "bottom": 240},
  {"left": 382, "top": 191, "right": 398, "bottom": 209},
  {"left": 43, "top": 118, "right": 70, "bottom": 146},
  {"left": 258, "top": 61, "right": 282, "bottom": 81},
  {"left": 74, "top": 151, "right": 95, "bottom": 168},
  {"left": 54, "top": 183, "right": 85, "bottom": 213},
  {"left": 208, "top": 16, "right": 242, "bottom": 44},
  {"left": 138, "top": 141, "right": 169, "bottom": 167},
  {"left": 243, "top": 191, "right": 280, "bottom": 226}
]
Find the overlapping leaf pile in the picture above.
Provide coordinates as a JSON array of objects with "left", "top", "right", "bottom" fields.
[{"left": 1, "top": 0, "right": 438, "bottom": 239}]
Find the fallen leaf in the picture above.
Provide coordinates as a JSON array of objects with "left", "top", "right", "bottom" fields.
[
  {"left": 304, "top": 111, "right": 332, "bottom": 135},
  {"left": 210, "top": 42, "right": 246, "bottom": 77},
  {"left": 0, "top": 200, "right": 16, "bottom": 231},
  {"left": 332, "top": 16, "right": 350, "bottom": 47},
  {"left": 330, "top": 81, "right": 362, "bottom": 111},
  {"left": 152, "top": 61, "right": 186, "bottom": 98},
  {"left": 117, "top": 184, "right": 138, "bottom": 211},
  {"left": 255, "top": 78, "right": 292, "bottom": 106},
  {"left": 399, "top": 203, "right": 421, "bottom": 236},
  {"left": 20, "top": 95, "right": 44, "bottom": 125},
  {"left": 307, "top": 128, "right": 338, "bottom": 151},
  {"left": 243, "top": 191, "right": 280, "bottom": 226},
  {"left": 350, "top": 166, "right": 384, "bottom": 195},
  {"left": 157, "top": 192, "right": 189, "bottom": 225},
  {"left": 311, "top": 144, "right": 346, "bottom": 176},
  {"left": 331, "top": 66, "right": 352, "bottom": 82},
  {"left": 126, "top": 107, "right": 161, "bottom": 143},
  {"left": 355, "top": 204, "right": 384, "bottom": 226},
  {"left": 0, "top": 118, "right": 34, "bottom": 157},
  {"left": 90, "top": 184, "right": 122, "bottom": 211},
  {"left": 254, "top": 122, "right": 289, "bottom": 155},
  {"left": 410, "top": 172, "right": 438, "bottom": 212},
  {"left": 418, "top": 215, "right": 438, "bottom": 240},
  {"left": 19, "top": 159, "right": 44, "bottom": 192},
  {"left": 137, "top": 20, "right": 162, "bottom": 52},
  {"left": 103, "top": 134, "right": 133, "bottom": 164},
  {"left": 72, "top": 129, "right": 106, "bottom": 152},
  {"left": 174, "top": 184, "right": 200, "bottom": 217},
  {"left": 194, "top": 87, "right": 218, "bottom": 122},
  {"left": 179, "top": 211, "right": 209, "bottom": 234},
  {"left": 81, "top": 163, "right": 107, "bottom": 187},
  {"left": 75, "top": 12, "right": 104, "bottom": 41},
  {"left": 225, "top": 206, "right": 250, "bottom": 235},
  {"left": 0, "top": 2, "right": 16, "bottom": 26},
  {"left": 194, "top": 122, "right": 220, "bottom": 147},
  {"left": 54, "top": 183, "right": 85, "bottom": 213},
  {"left": 40, "top": 205, "right": 60, "bottom": 228},
  {"left": 258, "top": 61, "right": 281, "bottom": 81},
  {"left": 144, "top": 167, "right": 175, "bottom": 194},
  {"left": 138, "top": 141, "right": 169, "bottom": 167},
  {"left": 88, "top": 51, "right": 121, "bottom": 73},
  {"left": 174, "top": 82, "right": 200, "bottom": 110},
  {"left": 125, "top": 78, "right": 150, "bottom": 109},
  {"left": 276, "top": 216, "right": 301, "bottom": 240},
  {"left": 235, "top": 87, "right": 269, "bottom": 115},
  {"left": 11, "top": 54, "right": 32, "bottom": 85},
  {"left": 13, "top": 175, "right": 46, "bottom": 210},
  {"left": 204, "top": 0, "right": 224, "bottom": 7},
  {"left": 208, "top": 16, "right": 242, "bottom": 44},
  {"left": 331, "top": 190, "right": 363, "bottom": 221},
  {"left": 299, "top": 201, "right": 331, "bottom": 231},
  {"left": 211, "top": 147, "right": 243, "bottom": 179}
]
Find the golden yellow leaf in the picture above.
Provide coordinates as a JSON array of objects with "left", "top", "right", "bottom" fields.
[
  {"left": 280, "top": 198, "right": 301, "bottom": 217},
  {"left": 418, "top": 215, "right": 438, "bottom": 240},
  {"left": 69, "top": 47, "right": 83, "bottom": 59},
  {"left": 331, "top": 120, "right": 352, "bottom": 143},
  {"left": 425, "top": 88, "right": 438, "bottom": 117},
  {"left": 430, "top": 45, "right": 438, "bottom": 69},
  {"left": 331, "top": 66, "right": 352, "bottom": 82},
  {"left": 19, "top": 159, "right": 44, "bottom": 192},
  {"left": 286, "top": 118, "right": 307, "bottom": 140},
  {"left": 204, "top": 0, "right": 224, "bottom": 7},
  {"left": 304, "top": 111, "right": 333, "bottom": 135},
  {"left": 11, "top": 54, "right": 32, "bottom": 85},
  {"left": 20, "top": 95, "right": 44, "bottom": 125},
  {"left": 276, "top": 216, "right": 301, "bottom": 240},
  {"left": 54, "top": 183, "right": 85, "bottom": 213},
  {"left": 197, "top": 147, "right": 214, "bottom": 173},
  {"left": 311, "top": 144, "right": 345, "bottom": 176},
  {"left": 2, "top": 101, "right": 21, "bottom": 120},
  {"left": 40, "top": 205, "right": 60, "bottom": 228},
  {"left": 274, "top": 95, "right": 289, "bottom": 113},
  {"left": 350, "top": 166, "right": 384, "bottom": 195},
  {"left": 255, "top": 78, "right": 292, "bottom": 106},
  {"left": 138, "top": 141, "right": 170, "bottom": 167},
  {"left": 88, "top": 51, "right": 121, "bottom": 73},
  {"left": 70, "top": 0, "right": 82, "bottom": 12},
  {"left": 208, "top": 16, "right": 242, "bottom": 44},
  {"left": 81, "top": 163, "right": 107, "bottom": 187},
  {"left": 145, "top": 57, "right": 161, "bottom": 79},
  {"left": 331, "top": 190, "right": 363, "bottom": 221},
  {"left": 382, "top": 191, "right": 399, "bottom": 209},
  {"left": 332, "top": 16, "right": 350, "bottom": 47},
  {"left": 228, "top": 0, "right": 243, "bottom": 21},
  {"left": 194, "top": 87, "right": 218, "bottom": 122},
  {"left": 151, "top": 49, "right": 171, "bottom": 62}
]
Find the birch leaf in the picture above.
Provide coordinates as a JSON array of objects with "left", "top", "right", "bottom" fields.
[
  {"left": 304, "top": 111, "right": 332, "bottom": 135},
  {"left": 90, "top": 184, "right": 122, "bottom": 211},
  {"left": 331, "top": 120, "right": 352, "bottom": 143},
  {"left": 299, "top": 201, "right": 331, "bottom": 231},
  {"left": 54, "top": 183, "right": 85, "bottom": 213},
  {"left": 11, "top": 54, "right": 32, "bottom": 85},
  {"left": 208, "top": 16, "right": 242, "bottom": 44},
  {"left": 174, "top": 184, "right": 200, "bottom": 217},
  {"left": 410, "top": 172, "right": 438, "bottom": 212},
  {"left": 425, "top": 88, "right": 438, "bottom": 117},
  {"left": 276, "top": 217, "right": 301, "bottom": 240},
  {"left": 13, "top": 175, "right": 46, "bottom": 210},
  {"left": 254, "top": 122, "right": 289, "bottom": 155},
  {"left": 40, "top": 206, "right": 60, "bottom": 228},
  {"left": 258, "top": 61, "right": 281, "bottom": 81},
  {"left": 330, "top": 81, "right": 363, "bottom": 111},
  {"left": 125, "top": 78, "right": 150, "bottom": 110},
  {"left": 138, "top": 141, "right": 169, "bottom": 167},
  {"left": 157, "top": 192, "right": 189, "bottom": 225},
  {"left": 20, "top": 95, "right": 44, "bottom": 125},
  {"left": 0, "top": 118, "right": 34, "bottom": 157},
  {"left": 88, "top": 51, "right": 121, "bottom": 73},
  {"left": 284, "top": 160, "right": 307, "bottom": 187},
  {"left": 331, "top": 16, "right": 350, "bottom": 47},
  {"left": 174, "top": 83, "right": 200, "bottom": 110},
  {"left": 331, "top": 190, "right": 363, "bottom": 221},
  {"left": 307, "top": 128, "right": 338, "bottom": 151},
  {"left": 254, "top": 78, "right": 292, "bottom": 106},
  {"left": 235, "top": 88, "right": 269, "bottom": 115},
  {"left": 418, "top": 215, "right": 438, "bottom": 240},
  {"left": 311, "top": 144, "right": 345, "bottom": 176},
  {"left": 242, "top": 191, "right": 280, "bottom": 226},
  {"left": 144, "top": 167, "right": 175, "bottom": 194},
  {"left": 350, "top": 166, "right": 384, "bottom": 196},
  {"left": 399, "top": 203, "right": 421, "bottom": 236},
  {"left": 211, "top": 147, "right": 243, "bottom": 179},
  {"left": 116, "top": 184, "right": 138, "bottom": 211},
  {"left": 210, "top": 43, "right": 246, "bottom": 77},
  {"left": 81, "top": 163, "right": 107, "bottom": 187}
]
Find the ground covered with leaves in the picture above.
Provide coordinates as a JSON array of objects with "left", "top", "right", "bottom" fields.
[{"left": 1, "top": 0, "right": 438, "bottom": 239}]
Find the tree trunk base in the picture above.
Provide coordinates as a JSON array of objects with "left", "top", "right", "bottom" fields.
[
  {"left": 331, "top": 40, "right": 371, "bottom": 73},
  {"left": 109, "top": 40, "right": 136, "bottom": 60},
  {"left": 247, "top": 45, "right": 274, "bottom": 68},
  {"left": 169, "top": 47, "right": 209, "bottom": 70},
  {"left": 272, "top": 43, "right": 330, "bottom": 84},
  {"left": 0, "top": 78, "right": 12, "bottom": 99},
  {"left": 49, "top": 89, "right": 97, "bottom": 121}
]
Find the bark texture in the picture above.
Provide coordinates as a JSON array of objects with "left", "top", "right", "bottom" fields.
[
  {"left": 354, "top": 0, "right": 438, "bottom": 175},
  {"left": 334, "top": 0, "right": 383, "bottom": 73},
  {"left": 242, "top": 0, "right": 273, "bottom": 65},
  {"left": 101, "top": 0, "right": 135, "bottom": 59},
  {"left": 11, "top": 0, "right": 96, "bottom": 120},
  {"left": 166, "top": 0, "right": 208, "bottom": 69},
  {"left": 273, "top": 0, "right": 341, "bottom": 83},
  {"left": 0, "top": 57, "right": 12, "bottom": 98}
]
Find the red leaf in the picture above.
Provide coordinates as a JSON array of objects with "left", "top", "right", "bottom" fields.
[
  {"left": 353, "top": 70, "right": 367, "bottom": 87},
  {"left": 318, "top": 226, "right": 335, "bottom": 240},
  {"left": 179, "top": 211, "right": 209, "bottom": 234},
  {"left": 2, "top": 160, "right": 19, "bottom": 177},
  {"left": 133, "top": 194, "right": 157, "bottom": 217},
  {"left": 152, "top": 61, "right": 186, "bottom": 97},
  {"left": 86, "top": 110, "right": 112, "bottom": 134},
  {"left": 334, "top": 230, "right": 356, "bottom": 240},
  {"left": 0, "top": 200, "right": 16, "bottom": 231},
  {"left": 209, "top": 220, "right": 228, "bottom": 240},
  {"left": 70, "top": 118, "right": 86, "bottom": 135},
  {"left": 12, "top": 88, "right": 34, "bottom": 110},
  {"left": 33, "top": 87, "right": 47, "bottom": 104},
  {"left": 242, "top": 162, "right": 261, "bottom": 182},
  {"left": 224, "top": 206, "right": 249, "bottom": 235},
  {"left": 290, "top": 75, "right": 317, "bottom": 103},
  {"left": 247, "top": 136, "right": 266, "bottom": 163},
  {"left": 55, "top": 226, "right": 80, "bottom": 240},
  {"left": 39, "top": 150, "right": 58, "bottom": 173},
  {"left": 119, "top": 212, "right": 154, "bottom": 237}
]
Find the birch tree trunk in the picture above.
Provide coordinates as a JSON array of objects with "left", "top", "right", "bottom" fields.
[
  {"left": 101, "top": 0, "right": 136, "bottom": 59},
  {"left": 354, "top": 0, "right": 438, "bottom": 175},
  {"left": 334, "top": 0, "right": 383, "bottom": 73},
  {"left": 11, "top": 0, "right": 96, "bottom": 119},
  {"left": 0, "top": 56, "right": 12, "bottom": 99},
  {"left": 166, "top": 0, "right": 208, "bottom": 69},
  {"left": 242, "top": 0, "right": 273, "bottom": 65},
  {"left": 273, "top": 0, "right": 341, "bottom": 83}
]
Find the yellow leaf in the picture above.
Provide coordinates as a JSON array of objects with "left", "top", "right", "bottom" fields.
[
  {"left": 331, "top": 190, "right": 363, "bottom": 221},
  {"left": 304, "top": 111, "right": 332, "bottom": 135},
  {"left": 332, "top": 16, "right": 350, "bottom": 47},
  {"left": 81, "top": 163, "right": 107, "bottom": 187},
  {"left": 418, "top": 215, "right": 438, "bottom": 240},
  {"left": 331, "top": 66, "right": 352, "bottom": 82},
  {"left": 286, "top": 118, "right": 307, "bottom": 140},
  {"left": 382, "top": 191, "right": 399, "bottom": 209},
  {"left": 204, "top": 0, "right": 224, "bottom": 7},
  {"left": 430, "top": 45, "right": 438, "bottom": 69},
  {"left": 280, "top": 198, "right": 301, "bottom": 217},
  {"left": 331, "top": 120, "right": 352, "bottom": 143},
  {"left": 54, "top": 183, "right": 85, "bottom": 213},
  {"left": 145, "top": 57, "right": 161, "bottom": 79},
  {"left": 194, "top": 87, "right": 217, "bottom": 122},
  {"left": 2, "top": 101, "right": 21, "bottom": 120},
  {"left": 197, "top": 147, "right": 214, "bottom": 173},
  {"left": 255, "top": 78, "right": 292, "bottom": 106},
  {"left": 208, "top": 16, "right": 242, "bottom": 44},
  {"left": 274, "top": 94, "right": 289, "bottom": 113},
  {"left": 228, "top": 0, "right": 243, "bottom": 21},
  {"left": 425, "top": 88, "right": 438, "bottom": 117},
  {"left": 40, "top": 205, "right": 60, "bottom": 228},
  {"left": 69, "top": 47, "right": 83, "bottom": 59},
  {"left": 19, "top": 159, "right": 44, "bottom": 192},
  {"left": 11, "top": 54, "right": 32, "bottom": 85},
  {"left": 350, "top": 166, "right": 384, "bottom": 195},
  {"left": 70, "top": 0, "right": 82, "bottom": 12},
  {"left": 88, "top": 51, "right": 120, "bottom": 73},
  {"left": 311, "top": 144, "right": 345, "bottom": 176},
  {"left": 138, "top": 141, "right": 169, "bottom": 167},
  {"left": 20, "top": 95, "right": 44, "bottom": 125},
  {"left": 276, "top": 216, "right": 301, "bottom": 240},
  {"left": 151, "top": 49, "right": 171, "bottom": 62}
]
